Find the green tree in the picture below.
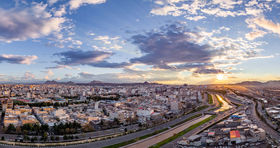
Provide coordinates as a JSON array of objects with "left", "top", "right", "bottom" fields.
[
  {"left": 42, "top": 132, "right": 48, "bottom": 141},
  {"left": 6, "top": 124, "right": 16, "bottom": 134},
  {"left": 55, "top": 136, "right": 59, "bottom": 141},
  {"left": 63, "top": 135, "right": 68, "bottom": 140}
]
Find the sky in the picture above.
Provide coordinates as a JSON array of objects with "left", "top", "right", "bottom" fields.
[{"left": 0, "top": 0, "right": 280, "bottom": 84}]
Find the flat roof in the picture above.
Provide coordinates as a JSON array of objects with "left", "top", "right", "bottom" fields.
[{"left": 230, "top": 130, "right": 240, "bottom": 139}]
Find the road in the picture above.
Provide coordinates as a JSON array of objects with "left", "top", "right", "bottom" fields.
[
  {"left": 248, "top": 100, "right": 280, "bottom": 142},
  {"left": 0, "top": 124, "right": 139, "bottom": 142},
  {"left": 124, "top": 115, "right": 211, "bottom": 148},
  {"left": 256, "top": 101, "right": 277, "bottom": 129},
  {"left": 163, "top": 106, "right": 239, "bottom": 147},
  {"left": 0, "top": 105, "right": 212, "bottom": 148},
  {"left": 227, "top": 93, "right": 280, "bottom": 144}
]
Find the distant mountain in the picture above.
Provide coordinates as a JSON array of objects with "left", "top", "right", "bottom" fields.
[
  {"left": 236, "top": 81, "right": 263, "bottom": 85},
  {"left": 236, "top": 80, "right": 280, "bottom": 87},
  {"left": 89, "top": 80, "right": 104, "bottom": 84},
  {"left": 44, "top": 80, "right": 59, "bottom": 84},
  {"left": 85, "top": 80, "right": 156, "bottom": 86},
  {"left": 44, "top": 80, "right": 75, "bottom": 85},
  {"left": 265, "top": 80, "right": 280, "bottom": 87},
  {"left": 44, "top": 80, "right": 158, "bottom": 86}
]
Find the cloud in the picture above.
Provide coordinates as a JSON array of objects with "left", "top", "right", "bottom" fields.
[
  {"left": 129, "top": 23, "right": 273, "bottom": 76},
  {"left": 0, "top": 54, "right": 37, "bottom": 64},
  {"left": 0, "top": 3, "right": 66, "bottom": 42},
  {"left": 92, "top": 35, "right": 124, "bottom": 52},
  {"left": 150, "top": 0, "right": 274, "bottom": 20},
  {"left": 130, "top": 24, "right": 213, "bottom": 69},
  {"left": 69, "top": 0, "right": 106, "bottom": 10},
  {"left": 248, "top": 17, "right": 280, "bottom": 36},
  {"left": 54, "top": 5, "right": 66, "bottom": 17},
  {"left": 185, "top": 15, "right": 206, "bottom": 21},
  {"left": 212, "top": 0, "right": 242, "bottom": 9},
  {"left": 245, "top": 7, "right": 263, "bottom": 16},
  {"left": 46, "top": 65, "right": 80, "bottom": 70},
  {"left": 93, "top": 35, "right": 119, "bottom": 45},
  {"left": 150, "top": 5, "right": 182, "bottom": 16},
  {"left": 48, "top": 0, "right": 59, "bottom": 5},
  {"left": 23, "top": 72, "right": 35, "bottom": 80},
  {"left": 43, "top": 69, "right": 54, "bottom": 80},
  {"left": 245, "top": 29, "right": 267, "bottom": 40},
  {"left": 78, "top": 72, "right": 95, "bottom": 79},
  {"left": 55, "top": 50, "right": 128, "bottom": 68},
  {"left": 193, "top": 68, "right": 224, "bottom": 74}
]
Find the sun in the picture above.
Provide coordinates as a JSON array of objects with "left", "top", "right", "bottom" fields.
[{"left": 216, "top": 74, "right": 224, "bottom": 80}]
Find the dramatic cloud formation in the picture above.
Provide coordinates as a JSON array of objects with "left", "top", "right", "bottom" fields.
[
  {"left": 130, "top": 24, "right": 213, "bottom": 69},
  {"left": 69, "top": 0, "right": 106, "bottom": 10},
  {"left": 55, "top": 50, "right": 128, "bottom": 68},
  {"left": 129, "top": 23, "right": 273, "bottom": 76},
  {"left": 0, "top": 3, "right": 66, "bottom": 42},
  {"left": 0, "top": 0, "right": 278, "bottom": 84},
  {"left": 0, "top": 54, "right": 37, "bottom": 64}
]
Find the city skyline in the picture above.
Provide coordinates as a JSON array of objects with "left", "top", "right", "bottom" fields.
[{"left": 0, "top": 0, "right": 280, "bottom": 84}]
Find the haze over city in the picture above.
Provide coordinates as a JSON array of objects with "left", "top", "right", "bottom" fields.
[{"left": 0, "top": 0, "right": 280, "bottom": 84}]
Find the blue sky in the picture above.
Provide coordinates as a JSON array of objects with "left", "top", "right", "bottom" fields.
[{"left": 0, "top": 0, "right": 280, "bottom": 84}]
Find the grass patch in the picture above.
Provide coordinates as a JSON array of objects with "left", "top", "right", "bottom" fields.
[
  {"left": 208, "top": 107, "right": 219, "bottom": 111},
  {"left": 103, "top": 128, "right": 168, "bottom": 148},
  {"left": 103, "top": 105, "right": 209, "bottom": 148},
  {"left": 231, "top": 101, "right": 242, "bottom": 107},
  {"left": 207, "top": 94, "right": 213, "bottom": 104},
  {"left": 189, "top": 105, "right": 209, "bottom": 114},
  {"left": 170, "top": 113, "right": 202, "bottom": 128},
  {"left": 149, "top": 115, "right": 217, "bottom": 148}
]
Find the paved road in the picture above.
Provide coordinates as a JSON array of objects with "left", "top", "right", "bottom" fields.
[
  {"left": 0, "top": 124, "right": 138, "bottom": 142},
  {"left": 162, "top": 107, "right": 239, "bottom": 148},
  {"left": 0, "top": 105, "right": 212, "bottom": 148},
  {"left": 248, "top": 100, "right": 280, "bottom": 142},
  {"left": 161, "top": 94, "right": 240, "bottom": 148},
  {"left": 228, "top": 93, "right": 280, "bottom": 143},
  {"left": 256, "top": 101, "right": 277, "bottom": 129},
  {"left": 125, "top": 115, "right": 211, "bottom": 148}
]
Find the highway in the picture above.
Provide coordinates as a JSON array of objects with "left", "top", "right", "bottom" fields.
[
  {"left": 227, "top": 93, "right": 280, "bottom": 144},
  {"left": 124, "top": 115, "right": 211, "bottom": 148},
  {"left": 0, "top": 124, "right": 138, "bottom": 142},
  {"left": 247, "top": 100, "right": 280, "bottom": 142},
  {"left": 162, "top": 95, "right": 239, "bottom": 148},
  {"left": 0, "top": 94, "right": 235, "bottom": 148},
  {"left": 0, "top": 105, "right": 212, "bottom": 148}
]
